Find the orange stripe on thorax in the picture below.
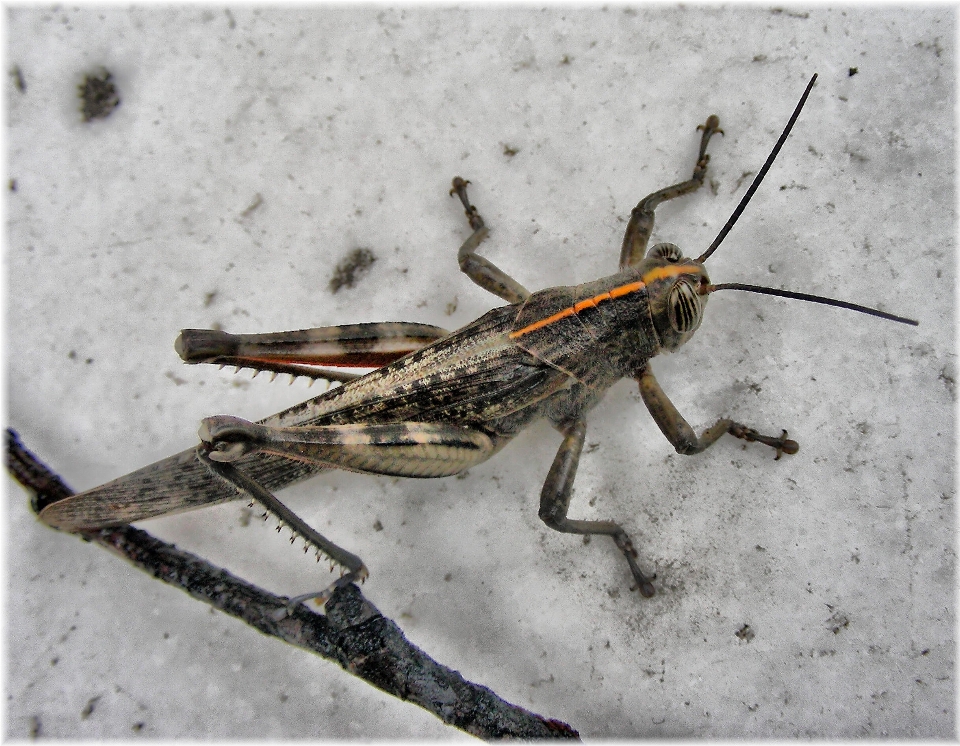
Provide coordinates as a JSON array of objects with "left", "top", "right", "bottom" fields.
[{"left": 509, "top": 264, "right": 699, "bottom": 340}]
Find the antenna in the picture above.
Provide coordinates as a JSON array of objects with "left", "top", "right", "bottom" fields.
[
  {"left": 697, "top": 74, "right": 818, "bottom": 263},
  {"left": 706, "top": 283, "right": 919, "bottom": 326},
  {"left": 694, "top": 73, "right": 918, "bottom": 327}
]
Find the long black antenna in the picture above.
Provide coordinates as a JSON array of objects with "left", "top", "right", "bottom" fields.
[
  {"left": 697, "top": 74, "right": 818, "bottom": 263},
  {"left": 707, "top": 282, "right": 919, "bottom": 326}
]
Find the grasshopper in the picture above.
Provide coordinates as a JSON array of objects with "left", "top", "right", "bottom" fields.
[{"left": 37, "top": 75, "right": 916, "bottom": 602}]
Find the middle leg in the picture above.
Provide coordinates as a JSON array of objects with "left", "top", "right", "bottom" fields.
[
  {"left": 538, "top": 418, "right": 657, "bottom": 597},
  {"left": 450, "top": 177, "right": 531, "bottom": 304}
]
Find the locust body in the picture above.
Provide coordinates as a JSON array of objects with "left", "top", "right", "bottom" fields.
[
  {"left": 37, "top": 76, "right": 916, "bottom": 600},
  {"left": 38, "top": 256, "right": 736, "bottom": 597},
  {"left": 37, "top": 282, "right": 647, "bottom": 524}
]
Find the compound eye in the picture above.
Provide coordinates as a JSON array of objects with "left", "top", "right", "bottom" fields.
[
  {"left": 668, "top": 280, "right": 703, "bottom": 333},
  {"left": 649, "top": 242, "right": 683, "bottom": 263}
]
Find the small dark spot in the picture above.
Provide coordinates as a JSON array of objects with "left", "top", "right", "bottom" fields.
[
  {"left": 732, "top": 171, "right": 754, "bottom": 193},
  {"left": 770, "top": 7, "right": 809, "bottom": 18},
  {"left": 938, "top": 367, "right": 956, "bottom": 401},
  {"left": 78, "top": 69, "right": 120, "bottom": 122},
  {"left": 132, "top": 722, "right": 145, "bottom": 732},
  {"left": 848, "top": 67, "right": 858, "bottom": 77},
  {"left": 372, "top": 519, "right": 383, "bottom": 532},
  {"left": 914, "top": 38, "right": 944, "bottom": 59},
  {"left": 512, "top": 57, "right": 536, "bottom": 72},
  {"left": 50, "top": 657, "right": 58, "bottom": 666},
  {"left": 203, "top": 291, "right": 217, "bottom": 308},
  {"left": 81, "top": 695, "right": 101, "bottom": 720},
  {"left": 582, "top": 534, "right": 591, "bottom": 545},
  {"left": 10, "top": 65, "right": 25, "bottom": 92},
  {"left": 445, "top": 296, "right": 458, "bottom": 316},
  {"left": 164, "top": 371, "right": 188, "bottom": 386},
  {"left": 444, "top": 572, "right": 453, "bottom": 581},
  {"left": 752, "top": 54, "right": 767, "bottom": 62},
  {"left": 735, "top": 624, "right": 755, "bottom": 642},
  {"left": 826, "top": 610, "right": 850, "bottom": 634},
  {"left": 224, "top": 8, "right": 236, "bottom": 28},
  {"left": 529, "top": 673, "right": 555, "bottom": 688},
  {"left": 29, "top": 715, "right": 41, "bottom": 738},
  {"left": 560, "top": 54, "right": 572, "bottom": 65},
  {"left": 921, "top": 648, "right": 930, "bottom": 655},
  {"left": 239, "top": 193, "right": 263, "bottom": 219},
  {"left": 9, "top": 179, "right": 16, "bottom": 192},
  {"left": 68, "top": 350, "right": 77, "bottom": 360},
  {"left": 278, "top": 692, "right": 288, "bottom": 703},
  {"left": 502, "top": 144, "right": 519, "bottom": 157},
  {"left": 844, "top": 145, "right": 869, "bottom": 163},
  {"left": 85, "top": 358, "right": 94, "bottom": 365},
  {"left": 329, "top": 248, "right": 376, "bottom": 293}
]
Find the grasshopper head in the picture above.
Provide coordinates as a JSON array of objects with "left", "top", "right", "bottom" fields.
[{"left": 640, "top": 242, "right": 710, "bottom": 352}]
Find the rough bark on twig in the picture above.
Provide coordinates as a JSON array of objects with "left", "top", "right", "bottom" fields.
[{"left": 6, "top": 429, "right": 579, "bottom": 740}]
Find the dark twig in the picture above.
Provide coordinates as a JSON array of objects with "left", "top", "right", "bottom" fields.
[{"left": 6, "top": 429, "right": 579, "bottom": 740}]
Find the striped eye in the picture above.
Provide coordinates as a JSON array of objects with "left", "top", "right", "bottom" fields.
[
  {"left": 668, "top": 280, "right": 703, "bottom": 333},
  {"left": 649, "top": 242, "right": 683, "bottom": 263}
]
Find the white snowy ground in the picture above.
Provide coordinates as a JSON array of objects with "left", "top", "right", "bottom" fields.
[{"left": 6, "top": 6, "right": 955, "bottom": 739}]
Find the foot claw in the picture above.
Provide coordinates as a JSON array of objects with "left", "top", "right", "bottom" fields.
[
  {"left": 613, "top": 533, "right": 657, "bottom": 598},
  {"left": 729, "top": 424, "right": 799, "bottom": 459},
  {"left": 637, "top": 578, "right": 656, "bottom": 598},
  {"left": 284, "top": 566, "right": 370, "bottom": 615}
]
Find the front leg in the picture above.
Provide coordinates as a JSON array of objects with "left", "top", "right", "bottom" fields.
[
  {"left": 539, "top": 418, "right": 657, "bottom": 597},
  {"left": 637, "top": 364, "right": 799, "bottom": 459},
  {"left": 619, "top": 115, "right": 724, "bottom": 269}
]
